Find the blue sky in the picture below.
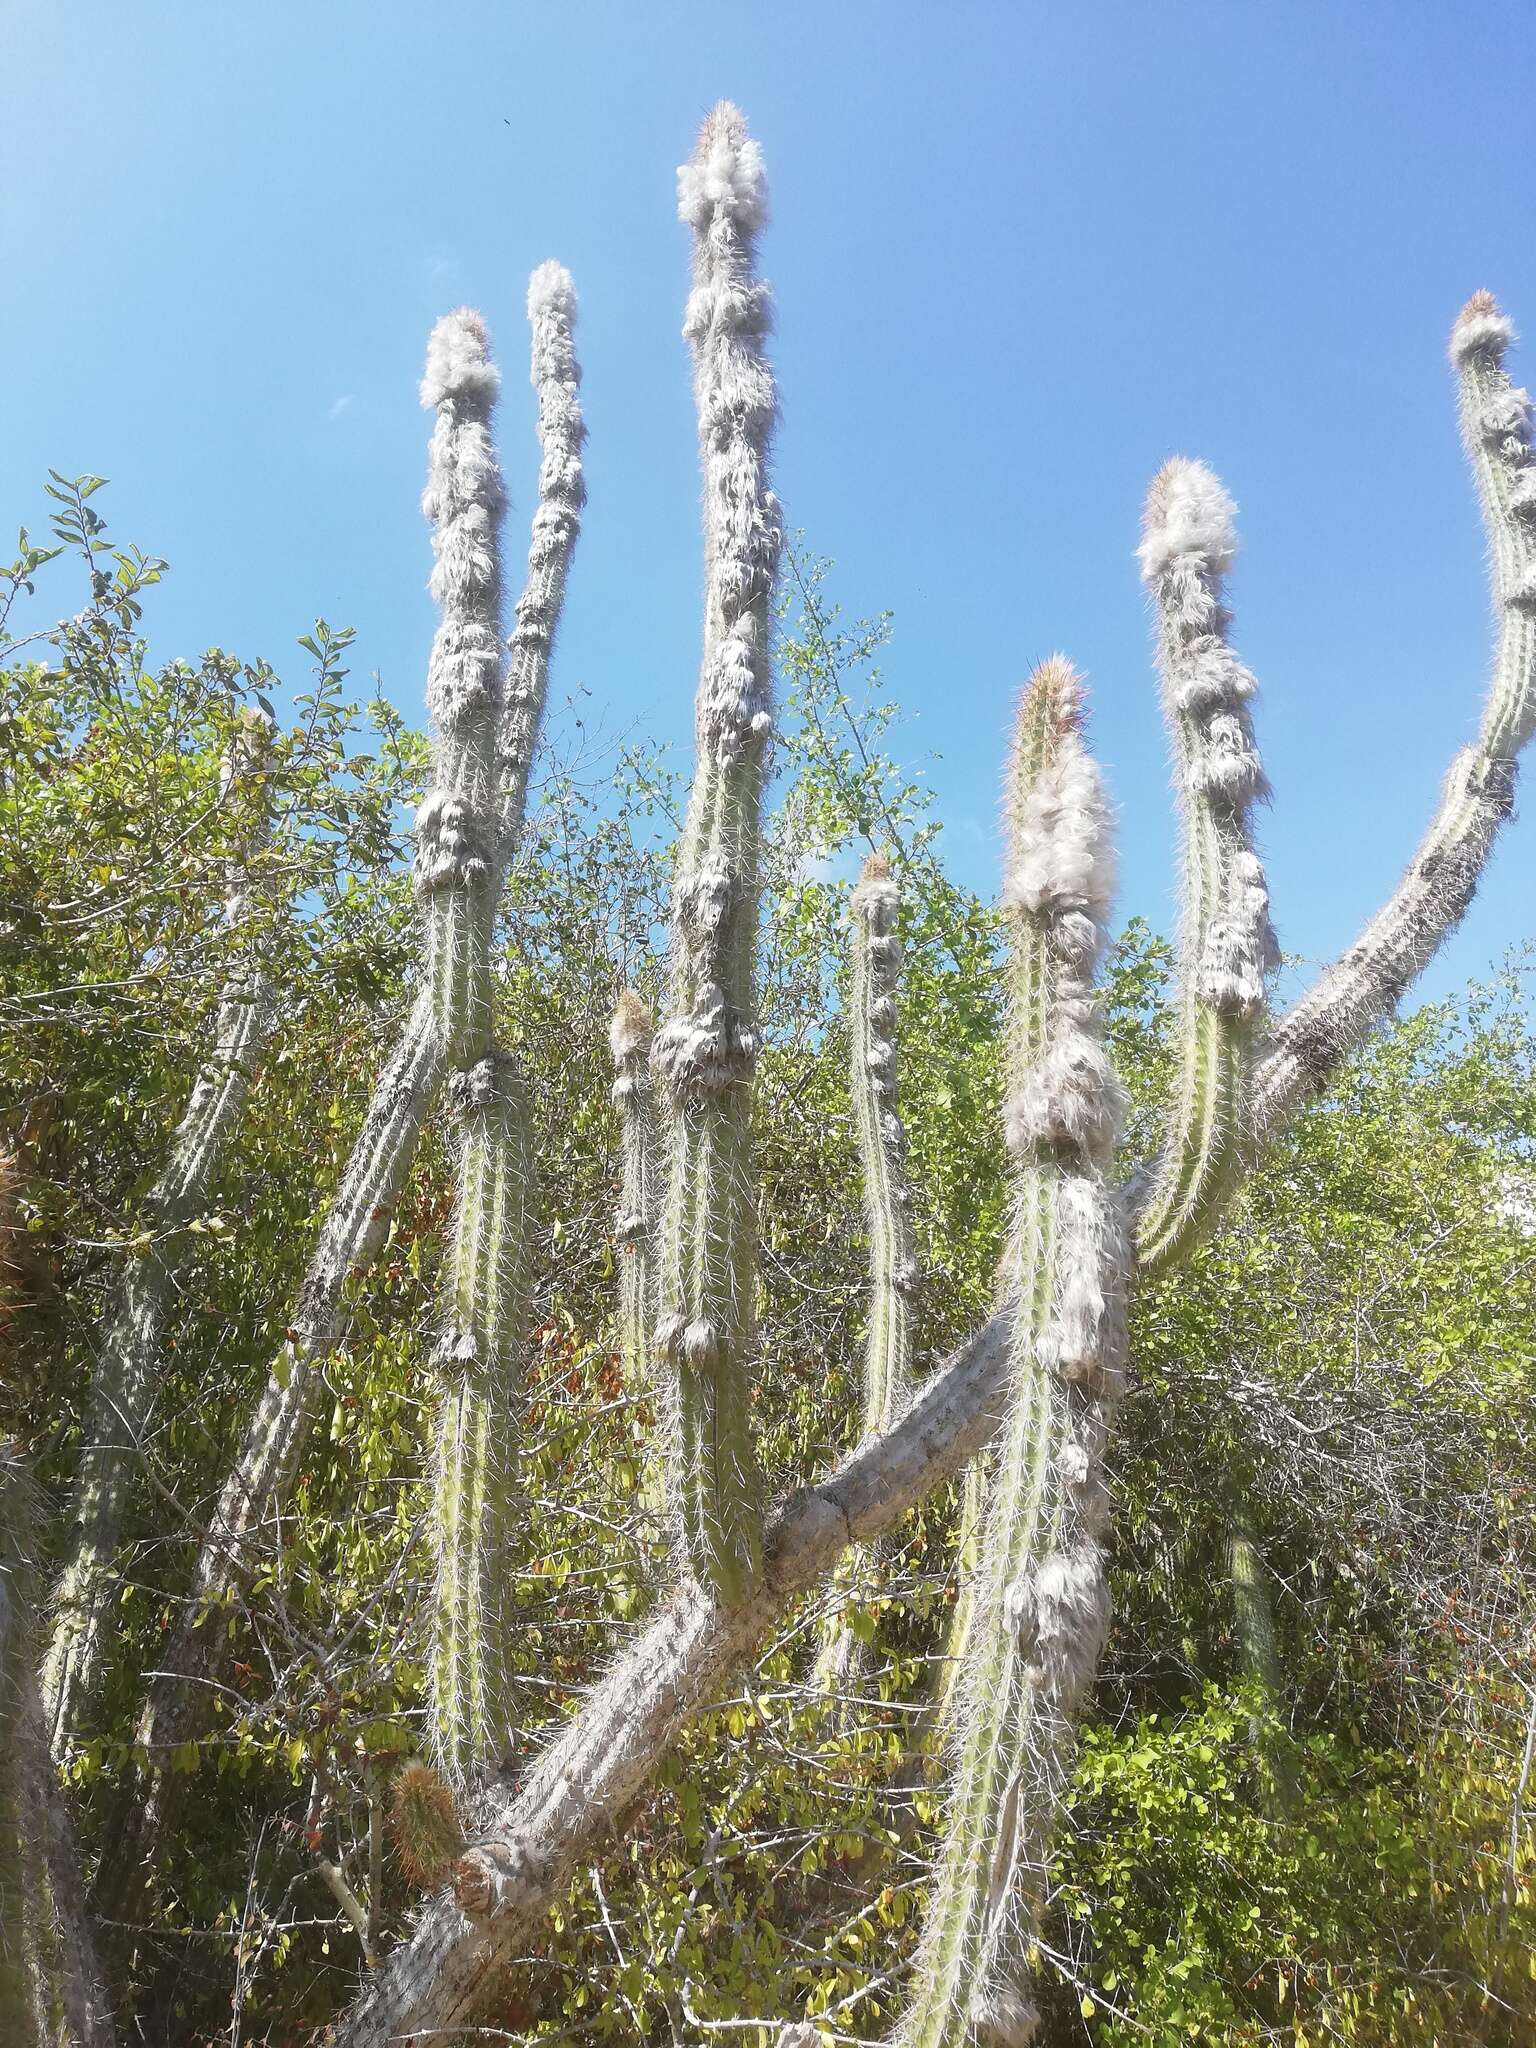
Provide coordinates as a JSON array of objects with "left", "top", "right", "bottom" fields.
[{"left": 6, "top": 2, "right": 1533, "bottom": 1004}]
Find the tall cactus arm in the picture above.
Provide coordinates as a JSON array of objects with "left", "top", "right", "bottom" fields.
[
  {"left": 1255, "top": 293, "right": 1536, "bottom": 1134},
  {"left": 429, "top": 1054, "right": 534, "bottom": 1788},
  {"left": 610, "top": 993, "right": 663, "bottom": 1503},
  {"left": 652, "top": 104, "right": 782, "bottom": 1606},
  {"left": 898, "top": 659, "right": 1126, "bottom": 2048},
  {"left": 416, "top": 308, "right": 507, "bottom": 1065},
  {"left": 2, "top": 1450, "right": 114, "bottom": 2047},
  {"left": 44, "top": 711, "right": 275, "bottom": 1760},
  {"left": 815, "top": 854, "right": 918, "bottom": 1698},
  {"left": 847, "top": 855, "right": 918, "bottom": 1438},
  {"left": 496, "top": 263, "right": 586, "bottom": 878},
  {"left": 1132, "top": 462, "right": 1277, "bottom": 1274}
]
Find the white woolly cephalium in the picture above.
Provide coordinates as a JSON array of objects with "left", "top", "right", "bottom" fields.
[
  {"left": 1133, "top": 458, "right": 1276, "bottom": 1271},
  {"left": 652, "top": 103, "right": 782, "bottom": 1606}
]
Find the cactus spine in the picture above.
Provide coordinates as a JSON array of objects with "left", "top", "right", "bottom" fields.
[
  {"left": 2, "top": 1450, "right": 113, "bottom": 2045},
  {"left": 1257, "top": 294, "right": 1536, "bottom": 1130},
  {"left": 816, "top": 855, "right": 917, "bottom": 1696},
  {"left": 652, "top": 104, "right": 781, "bottom": 1605},
  {"left": 44, "top": 711, "right": 274, "bottom": 1760},
  {"left": 610, "top": 993, "right": 662, "bottom": 1506},
  {"left": 1133, "top": 463, "right": 1275, "bottom": 1272},
  {"left": 901, "top": 660, "right": 1126, "bottom": 2048}
]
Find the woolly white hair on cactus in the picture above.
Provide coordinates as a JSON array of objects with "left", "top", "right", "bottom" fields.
[
  {"left": 415, "top": 307, "right": 507, "bottom": 1067},
  {"left": 899, "top": 657, "right": 1127, "bottom": 2048},
  {"left": 677, "top": 102, "right": 767, "bottom": 230},
  {"left": 1132, "top": 457, "right": 1276, "bottom": 1270},
  {"left": 653, "top": 100, "right": 782, "bottom": 1605}
]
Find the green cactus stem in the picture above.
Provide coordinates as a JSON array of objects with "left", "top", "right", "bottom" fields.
[
  {"left": 610, "top": 991, "right": 663, "bottom": 1513},
  {"left": 901, "top": 660, "right": 1127, "bottom": 2048},
  {"left": 2, "top": 1449, "right": 113, "bottom": 2046},
  {"left": 652, "top": 104, "right": 782, "bottom": 1606},
  {"left": 1133, "top": 462, "right": 1276, "bottom": 1274},
  {"left": 496, "top": 263, "right": 586, "bottom": 876},
  {"left": 816, "top": 854, "right": 917, "bottom": 1702},
  {"left": 99, "top": 274, "right": 585, "bottom": 1916},
  {"left": 415, "top": 308, "right": 507, "bottom": 1066},
  {"left": 428, "top": 1054, "right": 534, "bottom": 1786},
  {"left": 44, "top": 709, "right": 274, "bottom": 1761}
]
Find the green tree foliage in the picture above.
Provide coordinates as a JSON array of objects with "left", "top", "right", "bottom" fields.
[{"left": 1, "top": 501, "right": 1532, "bottom": 2042}]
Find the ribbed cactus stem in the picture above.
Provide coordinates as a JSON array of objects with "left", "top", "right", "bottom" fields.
[
  {"left": 900, "top": 659, "right": 1126, "bottom": 2048},
  {"left": 428, "top": 1053, "right": 533, "bottom": 1788},
  {"left": 99, "top": 281, "right": 586, "bottom": 1915},
  {"left": 2, "top": 1450, "right": 113, "bottom": 2046},
  {"left": 816, "top": 855, "right": 917, "bottom": 1699},
  {"left": 652, "top": 104, "right": 782, "bottom": 1605},
  {"left": 496, "top": 264, "right": 585, "bottom": 878},
  {"left": 44, "top": 709, "right": 275, "bottom": 1760},
  {"left": 610, "top": 993, "right": 662, "bottom": 1508},
  {"left": 1226, "top": 1509, "right": 1296, "bottom": 1815},
  {"left": 415, "top": 310, "right": 506, "bottom": 1066},
  {"left": 1257, "top": 294, "right": 1536, "bottom": 1131},
  {"left": 846, "top": 856, "right": 917, "bottom": 1434},
  {"left": 1133, "top": 462, "right": 1276, "bottom": 1273}
]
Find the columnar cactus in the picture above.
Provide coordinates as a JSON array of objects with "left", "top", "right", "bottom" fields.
[
  {"left": 415, "top": 307, "right": 506, "bottom": 1065},
  {"left": 497, "top": 262, "right": 586, "bottom": 872},
  {"left": 45, "top": 107, "right": 1536, "bottom": 2048},
  {"left": 97, "top": 277, "right": 584, "bottom": 1911},
  {"left": 652, "top": 104, "right": 782, "bottom": 1604},
  {"left": 1257, "top": 292, "right": 1536, "bottom": 1131},
  {"left": 898, "top": 660, "right": 1126, "bottom": 2048},
  {"left": 2, "top": 1450, "right": 112, "bottom": 2046},
  {"left": 609, "top": 992, "right": 662, "bottom": 1503},
  {"left": 429, "top": 1054, "right": 533, "bottom": 1785},
  {"left": 1226, "top": 1508, "right": 1296, "bottom": 1813},
  {"left": 816, "top": 854, "right": 917, "bottom": 1697},
  {"left": 44, "top": 709, "right": 274, "bottom": 1760},
  {"left": 1133, "top": 463, "right": 1275, "bottom": 1270}
]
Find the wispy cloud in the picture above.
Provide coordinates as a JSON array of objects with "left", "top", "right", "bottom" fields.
[{"left": 328, "top": 393, "right": 358, "bottom": 422}]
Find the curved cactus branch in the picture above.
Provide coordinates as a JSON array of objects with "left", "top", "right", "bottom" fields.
[
  {"left": 44, "top": 711, "right": 275, "bottom": 1759},
  {"left": 815, "top": 853, "right": 917, "bottom": 1702},
  {"left": 1255, "top": 293, "right": 1536, "bottom": 1135},
  {"left": 898, "top": 659, "right": 1127, "bottom": 2048},
  {"left": 2, "top": 1449, "right": 114, "bottom": 2046},
  {"left": 1132, "top": 465, "right": 1276, "bottom": 1273},
  {"left": 328, "top": 1302, "right": 1016, "bottom": 2048},
  {"left": 652, "top": 103, "right": 782, "bottom": 1605}
]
